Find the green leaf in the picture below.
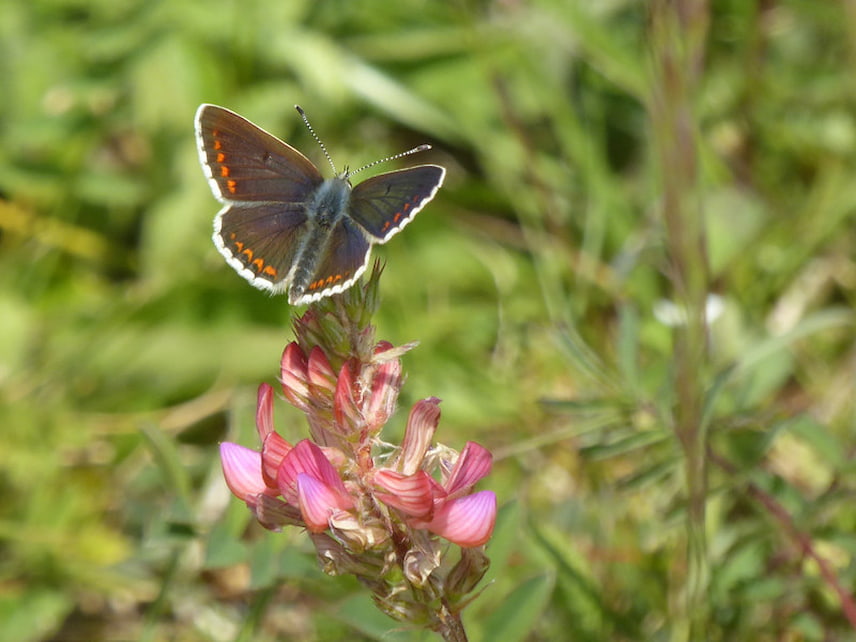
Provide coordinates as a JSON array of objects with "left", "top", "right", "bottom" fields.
[
  {"left": 478, "top": 573, "right": 554, "bottom": 642},
  {"left": 0, "top": 590, "right": 73, "bottom": 642},
  {"left": 333, "top": 593, "right": 427, "bottom": 641}
]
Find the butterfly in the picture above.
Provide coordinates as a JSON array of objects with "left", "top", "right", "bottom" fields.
[{"left": 194, "top": 104, "right": 445, "bottom": 305}]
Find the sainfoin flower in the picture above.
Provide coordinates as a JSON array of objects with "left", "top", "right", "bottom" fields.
[
  {"left": 220, "top": 377, "right": 496, "bottom": 547},
  {"left": 217, "top": 271, "right": 496, "bottom": 638},
  {"left": 373, "top": 404, "right": 496, "bottom": 547}
]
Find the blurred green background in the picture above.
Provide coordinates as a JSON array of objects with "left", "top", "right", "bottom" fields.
[{"left": 2, "top": 0, "right": 856, "bottom": 640}]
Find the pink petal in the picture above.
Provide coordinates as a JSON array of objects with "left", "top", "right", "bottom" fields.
[
  {"left": 280, "top": 343, "right": 309, "bottom": 409},
  {"left": 220, "top": 443, "right": 267, "bottom": 502},
  {"left": 307, "top": 346, "right": 336, "bottom": 394},
  {"left": 277, "top": 439, "right": 351, "bottom": 506},
  {"left": 333, "top": 360, "right": 361, "bottom": 433},
  {"left": 297, "top": 473, "right": 349, "bottom": 532},
  {"left": 444, "top": 442, "right": 492, "bottom": 498},
  {"left": 426, "top": 474, "right": 448, "bottom": 499},
  {"left": 261, "top": 431, "right": 292, "bottom": 487},
  {"left": 363, "top": 345, "right": 402, "bottom": 431},
  {"left": 255, "top": 383, "right": 275, "bottom": 439},
  {"left": 373, "top": 469, "right": 434, "bottom": 517},
  {"left": 398, "top": 398, "right": 441, "bottom": 475},
  {"left": 420, "top": 491, "right": 497, "bottom": 548}
]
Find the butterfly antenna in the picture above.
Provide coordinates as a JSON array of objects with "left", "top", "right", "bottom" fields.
[
  {"left": 348, "top": 144, "right": 432, "bottom": 178},
  {"left": 295, "top": 105, "right": 337, "bottom": 174}
]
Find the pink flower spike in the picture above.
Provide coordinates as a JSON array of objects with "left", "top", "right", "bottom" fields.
[
  {"left": 398, "top": 398, "right": 441, "bottom": 475},
  {"left": 444, "top": 441, "right": 493, "bottom": 498},
  {"left": 220, "top": 443, "right": 267, "bottom": 503},
  {"left": 261, "top": 431, "right": 292, "bottom": 488},
  {"left": 280, "top": 343, "right": 310, "bottom": 409},
  {"left": 307, "top": 346, "right": 336, "bottom": 394},
  {"left": 421, "top": 490, "right": 497, "bottom": 548},
  {"left": 297, "top": 472, "right": 351, "bottom": 532},
  {"left": 277, "top": 439, "right": 351, "bottom": 506},
  {"left": 255, "top": 383, "right": 275, "bottom": 439},
  {"left": 373, "top": 469, "right": 434, "bottom": 517}
]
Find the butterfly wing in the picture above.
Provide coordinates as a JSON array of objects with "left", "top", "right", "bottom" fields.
[
  {"left": 215, "top": 203, "right": 307, "bottom": 293},
  {"left": 348, "top": 165, "right": 445, "bottom": 242},
  {"left": 289, "top": 218, "right": 372, "bottom": 306},
  {"left": 195, "top": 104, "right": 323, "bottom": 202},
  {"left": 195, "top": 104, "right": 323, "bottom": 292}
]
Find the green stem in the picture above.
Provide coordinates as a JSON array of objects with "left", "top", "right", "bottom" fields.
[
  {"left": 436, "top": 600, "right": 468, "bottom": 642},
  {"left": 648, "top": 1, "right": 711, "bottom": 639}
]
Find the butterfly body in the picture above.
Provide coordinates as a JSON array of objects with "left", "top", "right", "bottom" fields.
[
  {"left": 287, "top": 176, "right": 352, "bottom": 301},
  {"left": 195, "top": 104, "right": 445, "bottom": 305}
]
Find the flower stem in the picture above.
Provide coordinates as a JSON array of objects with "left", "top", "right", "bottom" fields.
[{"left": 436, "top": 599, "right": 468, "bottom": 642}]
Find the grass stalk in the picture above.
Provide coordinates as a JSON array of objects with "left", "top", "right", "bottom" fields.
[{"left": 648, "top": 1, "right": 712, "bottom": 638}]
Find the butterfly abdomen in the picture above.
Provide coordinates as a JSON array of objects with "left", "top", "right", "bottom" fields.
[{"left": 287, "top": 226, "right": 327, "bottom": 303}]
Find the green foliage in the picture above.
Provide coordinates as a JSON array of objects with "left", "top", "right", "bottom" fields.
[{"left": 1, "top": 0, "right": 855, "bottom": 639}]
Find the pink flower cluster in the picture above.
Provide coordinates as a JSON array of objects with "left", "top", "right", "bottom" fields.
[{"left": 219, "top": 342, "right": 496, "bottom": 549}]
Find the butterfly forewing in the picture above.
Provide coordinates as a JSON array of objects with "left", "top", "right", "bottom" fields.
[
  {"left": 348, "top": 165, "right": 445, "bottom": 242},
  {"left": 195, "top": 104, "right": 323, "bottom": 203}
]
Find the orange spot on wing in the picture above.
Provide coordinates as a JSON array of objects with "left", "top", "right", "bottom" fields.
[
  {"left": 227, "top": 180, "right": 237, "bottom": 194},
  {"left": 242, "top": 247, "right": 254, "bottom": 261},
  {"left": 216, "top": 152, "right": 225, "bottom": 163},
  {"left": 233, "top": 240, "right": 244, "bottom": 252},
  {"left": 382, "top": 221, "right": 391, "bottom": 232},
  {"left": 263, "top": 265, "right": 277, "bottom": 276},
  {"left": 403, "top": 202, "right": 411, "bottom": 212},
  {"left": 220, "top": 165, "right": 230, "bottom": 177},
  {"left": 252, "top": 258, "right": 264, "bottom": 272},
  {"left": 393, "top": 213, "right": 402, "bottom": 223},
  {"left": 309, "top": 272, "right": 347, "bottom": 291}
]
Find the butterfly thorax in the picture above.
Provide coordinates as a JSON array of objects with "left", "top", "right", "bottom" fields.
[{"left": 307, "top": 177, "right": 352, "bottom": 229}]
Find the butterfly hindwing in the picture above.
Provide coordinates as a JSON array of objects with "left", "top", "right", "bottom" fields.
[
  {"left": 195, "top": 104, "right": 323, "bottom": 203},
  {"left": 348, "top": 165, "right": 445, "bottom": 242},
  {"left": 290, "top": 217, "right": 372, "bottom": 305},
  {"left": 215, "top": 202, "right": 308, "bottom": 292}
]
